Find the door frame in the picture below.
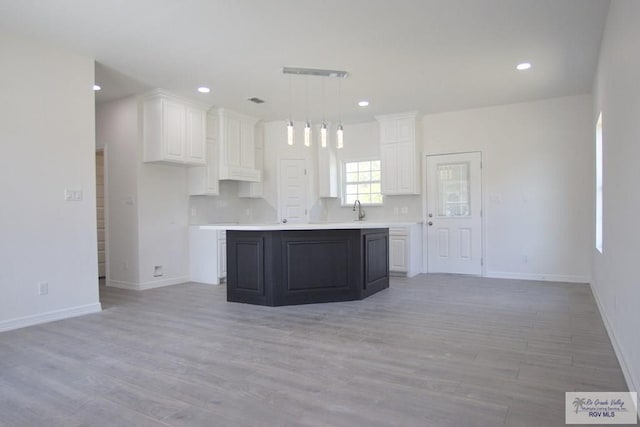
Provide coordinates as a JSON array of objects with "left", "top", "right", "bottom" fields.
[
  {"left": 421, "top": 151, "right": 485, "bottom": 275},
  {"left": 277, "top": 158, "right": 309, "bottom": 224},
  {"left": 96, "top": 146, "right": 110, "bottom": 283}
]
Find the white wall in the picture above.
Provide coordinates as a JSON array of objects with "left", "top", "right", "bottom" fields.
[
  {"left": 96, "top": 95, "right": 192, "bottom": 290},
  {"left": 423, "top": 95, "right": 593, "bottom": 282},
  {"left": 0, "top": 33, "right": 101, "bottom": 331},
  {"left": 592, "top": 0, "right": 640, "bottom": 394}
]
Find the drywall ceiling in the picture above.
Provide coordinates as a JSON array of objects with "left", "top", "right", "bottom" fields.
[{"left": 0, "top": 0, "right": 609, "bottom": 123}]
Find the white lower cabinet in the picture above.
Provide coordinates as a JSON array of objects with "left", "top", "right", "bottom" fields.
[
  {"left": 218, "top": 232, "right": 227, "bottom": 280},
  {"left": 189, "top": 228, "right": 226, "bottom": 284},
  {"left": 389, "top": 225, "right": 422, "bottom": 277}
]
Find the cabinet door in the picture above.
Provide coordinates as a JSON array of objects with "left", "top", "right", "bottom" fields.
[
  {"left": 218, "top": 237, "right": 227, "bottom": 279},
  {"left": 206, "top": 140, "right": 219, "bottom": 194},
  {"left": 162, "top": 99, "right": 186, "bottom": 161},
  {"left": 381, "top": 143, "right": 398, "bottom": 194},
  {"left": 397, "top": 118, "right": 413, "bottom": 141},
  {"left": 185, "top": 107, "right": 206, "bottom": 165},
  {"left": 380, "top": 120, "right": 397, "bottom": 144},
  {"left": 240, "top": 120, "right": 255, "bottom": 168},
  {"left": 225, "top": 115, "right": 241, "bottom": 166},
  {"left": 390, "top": 235, "right": 408, "bottom": 272},
  {"left": 396, "top": 141, "right": 414, "bottom": 194}
]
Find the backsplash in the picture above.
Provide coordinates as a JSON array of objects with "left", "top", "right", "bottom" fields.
[
  {"left": 189, "top": 181, "right": 277, "bottom": 224},
  {"left": 323, "top": 195, "right": 423, "bottom": 223}
]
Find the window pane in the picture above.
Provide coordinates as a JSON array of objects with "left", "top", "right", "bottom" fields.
[
  {"left": 371, "top": 194, "right": 383, "bottom": 204},
  {"left": 359, "top": 194, "right": 371, "bottom": 203},
  {"left": 358, "top": 183, "right": 370, "bottom": 194},
  {"left": 345, "top": 194, "right": 357, "bottom": 204},
  {"left": 371, "top": 160, "right": 381, "bottom": 171},
  {"left": 346, "top": 172, "right": 358, "bottom": 183},
  {"left": 358, "top": 171, "right": 371, "bottom": 182},
  {"left": 346, "top": 184, "right": 358, "bottom": 194},
  {"left": 346, "top": 162, "right": 358, "bottom": 173},
  {"left": 371, "top": 183, "right": 380, "bottom": 193},
  {"left": 371, "top": 170, "right": 381, "bottom": 181},
  {"left": 436, "top": 162, "right": 470, "bottom": 217},
  {"left": 358, "top": 161, "right": 371, "bottom": 172}
]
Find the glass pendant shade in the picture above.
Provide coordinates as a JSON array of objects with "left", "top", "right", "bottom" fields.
[
  {"left": 304, "top": 121, "right": 311, "bottom": 147},
  {"left": 287, "top": 120, "right": 294, "bottom": 146},
  {"left": 320, "top": 123, "right": 328, "bottom": 148},
  {"left": 336, "top": 124, "right": 344, "bottom": 149}
]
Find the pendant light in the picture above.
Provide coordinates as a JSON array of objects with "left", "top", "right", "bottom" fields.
[
  {"left": 282, "top": 67, "right": 348, "bottom": 149},
  {"left": 287, "top": 75, "right": 294, "bottom": 146},
  {"left": 304, "top": 77, "right": 311, "bottom": 147},
  {"left": 336, "top": 78, "right": 344, "bottom": 149},
  {"left": 320, "top": 77, "right": 328, "bottom": 148}
]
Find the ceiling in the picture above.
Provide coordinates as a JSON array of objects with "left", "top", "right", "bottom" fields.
[{"left": 0, "top": 0, "right": 610, "bottom": 124}]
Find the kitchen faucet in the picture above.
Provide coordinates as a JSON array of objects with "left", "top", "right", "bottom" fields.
[{"left": 353, "top": 199, "right": 366, "bottom": 221}]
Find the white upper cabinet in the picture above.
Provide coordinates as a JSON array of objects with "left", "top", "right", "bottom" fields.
[
  {"left": 217, "top": 108, "right": 261, "bottom": 182},
  {"left": 142, "top": 90, "right": 207, "bottom": 166},
  {"left": 376, "top": 112, "right": 421, "bottom": 195}
]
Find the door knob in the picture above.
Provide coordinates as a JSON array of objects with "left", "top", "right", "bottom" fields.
[
  {"left": 428, "top": 213, "right": 433, "bottom": 218},
  {"left": 282, "top": 218, "right": 288, "bottom": 223},
  {"left": 428, "top": 221, "right": 433, "bottom": 226}
]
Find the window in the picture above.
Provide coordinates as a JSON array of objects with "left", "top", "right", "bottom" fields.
[
  {"left": 343, "top": 160, "right": 383, "bottom": 205},
  {"left": 596, "top": 112, "right": 603, "bottom": 253}
]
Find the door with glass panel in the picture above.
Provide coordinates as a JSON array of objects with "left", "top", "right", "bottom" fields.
[{"left": 426, "top": 152, "right": 482, "bottom": 274}]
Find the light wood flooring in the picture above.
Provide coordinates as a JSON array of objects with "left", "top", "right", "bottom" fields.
[{"left": 0, "top": 274, "right": 629, "bottom": 426}]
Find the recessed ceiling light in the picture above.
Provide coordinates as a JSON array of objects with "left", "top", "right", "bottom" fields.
[
  {"left": 516, "top": 62, "right": 532, "bottom": 71},
  {"left": 197, "top": 87, "right": 211, "bottom": 93},
  {"left": 358, "top": 100, "right": 369, "bottom": 107},
  {"left": 93, "top": 84, "right": 101, "bottom": 91}
]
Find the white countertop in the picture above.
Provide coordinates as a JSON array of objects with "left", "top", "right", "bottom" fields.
[{"left": 193, "top": 221, "right": 422, "bottom": 231}]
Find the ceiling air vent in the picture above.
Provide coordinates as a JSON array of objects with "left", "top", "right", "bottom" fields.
[{"left": 248, "top": 97, "right": 265, "bottom": 104}]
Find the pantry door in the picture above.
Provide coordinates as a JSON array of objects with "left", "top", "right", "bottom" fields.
[
  {"left": 278, "top": 159, "right": 308, "bottom": 224},
  {"left": 426, "top": 152, "right": 482, "bottom": 275}
]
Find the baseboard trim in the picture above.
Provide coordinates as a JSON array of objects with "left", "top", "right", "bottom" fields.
[
  {"left": 0, "top": 303, "right": 102, "bottom": 333},
  {"left": 107, "top": 276, "right": 190, "bottom": 291},
  {"left": 590, "top": 282, "right": 639, "bottom": 400},
  {"left": 485, "top": 271, "right": 590, "bottom": 283}
]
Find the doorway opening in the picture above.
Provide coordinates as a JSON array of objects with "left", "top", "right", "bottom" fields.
[{"left": 96, "top": 149, "right": 106, "bottom": 280}]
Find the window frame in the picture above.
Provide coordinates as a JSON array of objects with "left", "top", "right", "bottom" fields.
[{"left": 341, "top": 158, "right": 384, "bottom": 207}]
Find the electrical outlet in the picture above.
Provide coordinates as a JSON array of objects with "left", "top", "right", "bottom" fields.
[
  {"left": 401, "top": 206, "right": 409, "bottom": 214},
  {"left": 38, "top": 282, "right": 48, "bottom": 296},
  {"left": 191, "top": 208, "right": 197, "bottom": 217},
  {"left": 64, "top": 189, "right": 83, "bottom": 201}
]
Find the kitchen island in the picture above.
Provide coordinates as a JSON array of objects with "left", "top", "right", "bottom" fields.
[{"left": 199, "top": 223, "right": 389, "bottom": 306}]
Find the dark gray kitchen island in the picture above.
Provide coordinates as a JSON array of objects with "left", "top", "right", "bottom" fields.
[{"left": 221, "top": 224, "right": 389, "bottom": 306}]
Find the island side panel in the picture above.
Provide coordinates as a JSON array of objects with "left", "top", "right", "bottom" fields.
[
  {"left": 227, "top": 231, "right": 272, "bottom": 305},
  {"left": 273, "top": 230, "right": 361, "bottom": 306},
  {"left": 361, "top": 229, "right": 390, "bottom": 298}
]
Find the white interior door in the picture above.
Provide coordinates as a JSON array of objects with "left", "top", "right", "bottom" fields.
[
  {"left": 278, "top": 159, "right": 307, "bottom": 224},
  {"left": 426, "top": 152, "right": 482, "bottom": 274}
]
